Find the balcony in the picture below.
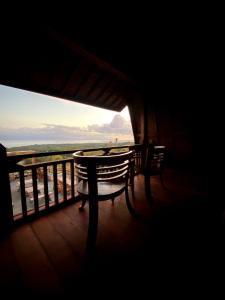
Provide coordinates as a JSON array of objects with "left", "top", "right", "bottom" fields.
[
  {"left": 0, "top": 143, "right": 215, "bottom": 296},
  {"left": 3, "top": 144, "right": 142, "bottom": 222},
  {"left": 0, "top": 21, "right": 219, "bottom": 296}
]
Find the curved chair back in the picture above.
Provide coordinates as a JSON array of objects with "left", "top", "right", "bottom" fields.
[
  {"left": 74, "top": 150, "right": 133, "bottom": 188},
  {"left": 149, "top": 145, "right": 166, "bottom": 174},
  {"left": 143, "top": 145, "right": 166, "bottom": 200}
]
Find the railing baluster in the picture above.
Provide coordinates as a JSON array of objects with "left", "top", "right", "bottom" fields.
[
  {"left": 53, "top": 164, "right": 58, "bottom": 204},
  {"left": 19, "top": 169, "right": 27, "bottom": 217},
  {"left": 43, "top": 165, "right": 49, "bottom": 209},
  {"left": 32, "top": 168, "right": 39, "bottom": 214},
  {"left": 70, "top": 161, "right": 75, "bottom": 199},
  {"left": 62, "top": 162, "right": 67, "bottom": 202}
]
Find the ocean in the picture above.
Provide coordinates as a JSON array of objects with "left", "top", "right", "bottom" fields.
[{"left": 1, "top": 139, "right": 133, "bottom": 148}]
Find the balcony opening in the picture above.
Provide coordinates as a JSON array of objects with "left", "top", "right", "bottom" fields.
[
  {"left": 0, "top": 84, "right": 134, "bottom": 149},
  {"left": 0, "top": 84, "right": 134, "bottom": 218}
]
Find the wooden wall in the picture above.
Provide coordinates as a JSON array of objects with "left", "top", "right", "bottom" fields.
[{"left": 128, "top": 96, "right": 210, "bottom": 170}]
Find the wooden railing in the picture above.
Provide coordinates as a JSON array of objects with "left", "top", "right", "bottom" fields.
[{"left": 0, "top": 144, "right": 144, "bottom": 230}]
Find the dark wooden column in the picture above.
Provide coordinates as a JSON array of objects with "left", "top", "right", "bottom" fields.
[
  {"left": 0, "top": 144, "right": 14, "bottom": 236},
  {"left": 86, "top": 162, "right": 98, "bottom": 253},
  {"left": 128, "top": 94, "right": 145, "bottom": 144},
  {"left": 143, "top": 99, "right": 149, "bottom": 145}
]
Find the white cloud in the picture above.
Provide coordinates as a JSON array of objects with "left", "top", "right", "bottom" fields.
[{"left": 0, "top": 115, "right": 134, "bottom": 143}]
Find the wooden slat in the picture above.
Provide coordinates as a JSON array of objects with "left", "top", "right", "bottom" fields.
[
  {"left": 43, "top": 165, "right": 49, "bottom": 209},
  {"left": 49, "top": 60, "right": 80, "bottom": 93},
  {"left": 53, "top": 164, "right": 58, "bottom": 205},
  {"left": 22, "top": 158, "right": 73, "bottom": 170},
  {"left": 70, "top": 161, "right": 75, "bottom": 199},
  {"left": 32, "top": 168, "right": 39, "bottom": 214},
  {"left": 73, "top": 65, "right": 95, "bottom": 98},
  {"left": 105, "top": 93, "right": 120, "bottom": 108},
  {"left": 102, "top": 89, "right": 115, "bottom": 105},
  {"left": 91, "top": 77, "right": 112, "bottom": 103},
  {"left": 78, "top": 69, "right": 103, "bottom": 97},
  {"left": 10, "top": 224, "right": 64, "bottom": 295},
  {"left": 60, "top": 61, "right": 89, "bottom": 96},
  {"left": 48, "top": 209, "right": 86, "bottom": 256},
  {"left": 19, "top": 169, "right": 27, "bottom": 217},
  {"left": 94, "top": 82, "right": 114, "bottom": 106},
  {"left": 62, "top": 162, "right": 67, "bottom": 202},
  {"left": 85, "top": 70, "right": 105, "bottom": 98},
  {"left": 110, "top": 95, "right": 126, "bottom": 111},
  {"left": 0, "top": 238, "right": 23, "bottom": 295},
  {"left": 31, "top": 216, "right": 82, "bottom": 290}
]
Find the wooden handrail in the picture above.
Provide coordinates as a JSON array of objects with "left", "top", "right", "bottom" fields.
[
  {"left": 18, "top": 158, "right": 73, "bottom": 170},
  {"left": 6, "top": 144, "right": 143, "bottom": 173},
  {"left": 7, "top": 144, "right": 142, "bottom": 161}
]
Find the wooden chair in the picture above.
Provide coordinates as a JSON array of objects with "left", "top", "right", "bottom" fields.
[
  {"left": 73, "top": 150, "right": 137, "bottom": 251},
  {"left": 143, "top": 145, "right": 166, "bottom": 199}
]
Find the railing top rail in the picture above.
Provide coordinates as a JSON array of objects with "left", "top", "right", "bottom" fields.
[
  {"left": 6, "top": 144, "right": 143, "bottom": 161},
  {"left": 18, "top": 158, "right": 74, "bottom": 170}
]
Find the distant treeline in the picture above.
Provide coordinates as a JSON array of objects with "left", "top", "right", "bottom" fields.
[
  {"left": 7, "top": 141, "right": 134, "bottom": 153},
  {"left": 7, "top": 142, "right": 134, "bottom": 165}
]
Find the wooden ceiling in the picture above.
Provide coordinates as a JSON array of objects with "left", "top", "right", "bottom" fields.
[
  {"left": 0, "top": 24, "right": 138, "bottom": 112},
  {"left": 0, "top": 19, "right": 206, "bottom": 112}
]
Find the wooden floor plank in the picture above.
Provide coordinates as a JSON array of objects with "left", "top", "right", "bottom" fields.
[
  {"left": 0, "top": 171, "right": 213, "bottom": 295},
  {"left": 10, "top": 224, "right": 64, "bottom": 296},
  {"left": 0, "top": 238, "right": 23, "bottom": 295},
  {"left": 48, "top": 208, "right": 87, "bottom": 256},
  {"left": 31, "top": 215, "right": 86, "bottom": 291}
]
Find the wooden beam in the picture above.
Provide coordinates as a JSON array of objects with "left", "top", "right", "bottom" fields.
[
  {"left": 60, "top": 61, "right": 90, "bottom": 97},
  {"left": 73, "top": 65, "right": 96, "bottom": 98},
  {"left": 85, "top": 71, "right": 106, "bottom": 98},
  {"left": 93, "top": 80, "right": 114, "bottom": 106},
  {"left": 46, "top": 26, "right": 135, "bottom": 84}
]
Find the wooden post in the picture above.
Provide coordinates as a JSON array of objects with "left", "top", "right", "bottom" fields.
[
  {"left": 0, "top": 144, "right": 14, "bottom": 236},
  {"left": 86, "top": 162, "right": 98, "bottom": 253},
  {"left": 143, "top": 99, "right": 149, "bottom": 145},
  {"left": 154, "top": 106, "right": 161, "bottom": 145}
]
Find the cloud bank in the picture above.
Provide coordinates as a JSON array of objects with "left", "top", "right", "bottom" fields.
[{"left": 0, "top": 115, "right": 134, "bottom": 143}]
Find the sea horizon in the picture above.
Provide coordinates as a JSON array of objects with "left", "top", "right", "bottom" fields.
[{"left": 1, "top": 139, "right": 133, "bottom": 148}]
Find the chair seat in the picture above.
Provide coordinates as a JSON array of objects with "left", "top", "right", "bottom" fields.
[{"left": 77, "top": 180, "right": 126, "bottom": 200}]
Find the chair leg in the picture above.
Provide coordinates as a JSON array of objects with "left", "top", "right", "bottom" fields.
[
  {"left": 125, "top": 187, "right": 140, "bottom": 219},
  {"left": 129, "top": 160, "right": 135, "bottom": 197},
  {"left": 79, "top": 199, "right": 87, "bottom": 211},
  {"left": 144, "top": 174, "right": 153, "bottom": 204},
  {"left": 111, "top": 198, "right": 115, "bottom": 205},
  {"left": 86, "top": 196, "right": 98, "bottom": 253},
  {"left": 129, "top": 177, "right": 135, "bottom": 197}
]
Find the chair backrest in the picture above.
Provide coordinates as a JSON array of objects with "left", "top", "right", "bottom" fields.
[
  {"left": 144, "top": 145, "right": 166, "bottom": 176},
  {"left": 73, "top": 150, "right": 133, "bottom": 189}
]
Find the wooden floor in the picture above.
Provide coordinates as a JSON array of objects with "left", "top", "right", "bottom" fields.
[{"left": 0, "top": 169, "right": 223, "bottom": 296}]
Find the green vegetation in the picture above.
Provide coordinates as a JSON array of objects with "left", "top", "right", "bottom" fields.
[
  {"left": 7, "top": 142, "right": 134, "bottom": 166},
  {"left": 7, "top": 142, "right": 134, "bottom": 153}
]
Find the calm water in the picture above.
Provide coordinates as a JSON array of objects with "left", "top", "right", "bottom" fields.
[{"left": 1, "top": 139, "right": 133, "bottom": 148}]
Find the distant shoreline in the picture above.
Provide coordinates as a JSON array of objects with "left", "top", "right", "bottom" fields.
[
  {"left": 2, "top": 139, "right": 127, "bottom": 148},
  {"left": 6, "top": 141, "right": 134, "bottom": 153}
]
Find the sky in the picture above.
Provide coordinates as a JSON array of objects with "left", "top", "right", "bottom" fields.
[{"left": 0, "top": 84, "right": 133, "bottom": 146}]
